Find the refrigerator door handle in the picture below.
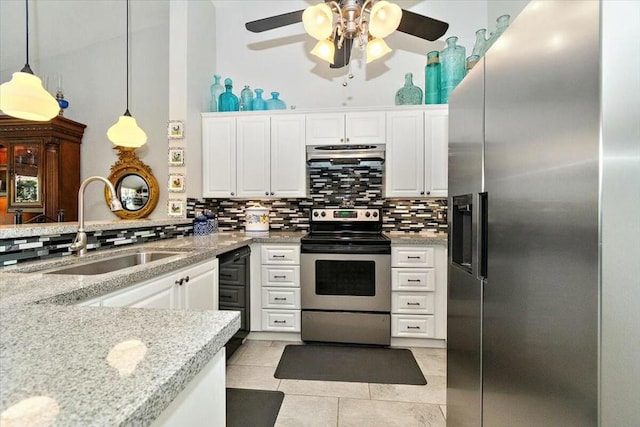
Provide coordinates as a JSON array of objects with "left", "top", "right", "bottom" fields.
[{"left": 478, "top": 192, "right": 488, "bottom": 280}]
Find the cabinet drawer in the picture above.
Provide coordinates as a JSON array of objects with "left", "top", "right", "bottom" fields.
[
  {"left": 261, "top": 266, "right": 300, "bottom": 287},
  {"left": 219, "top": 285, "right": 245, "bottom": 307},
  {"left": 392, "top": 268, "right": 435, "bottom": 291},
  {"left": 392, "top": 247, "right": 435, "bottom": 267},
  {"left": 220, "top": 307, "right": 247, "bottom": 330},
  {"left": 391, "top": 314, "right": 435, "bottom": 338},
  {"left": 219, "top": 264, "right": 246, "bottom": 287},
  {"left": 261, "top": 245, "right": 300, "bottom": 264},
  {"left": 261, "top": 309, "right": 301, "bottom": 332},
  {"left": 392, "top": 292, "right": 434, "bottom": 314},
  {"left": 262, "top": 287, "right": 300, "bottom": 309}
]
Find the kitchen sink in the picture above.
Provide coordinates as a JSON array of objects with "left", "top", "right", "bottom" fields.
[{"left": 44, "top": 251, "right": 182, "bottom": 276}]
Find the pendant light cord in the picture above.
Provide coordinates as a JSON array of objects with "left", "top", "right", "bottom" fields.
[
  {"left": 124, "top": 0, "right": 131, "bottom": 116},
  {"left": 21, "top": 0, "right": 34, "bottom": 74}
]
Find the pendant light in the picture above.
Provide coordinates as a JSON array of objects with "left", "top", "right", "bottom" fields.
[
  {"left": 107, "top": 0, "right": 147, "bottom": 148},
  {"left": 0, "top": 0, "right": 59, "bottom": 121}
]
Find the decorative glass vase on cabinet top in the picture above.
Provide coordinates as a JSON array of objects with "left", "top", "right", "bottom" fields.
[
  {"left": 209, "top": 74, "right": 224, "bottom": 112},
  {"left": 252, "top": 88, "right": 267, "bottom": 111},
  {"left": 218, "top": 78, "right": 239, "bottom": 112},
  {"left": 424, "top": 51, "right": 441, "bottom": 104},
  {"left": 395, "top": 72, "right": 423, "bottom": 105},
  {"left": 265, "top": 92, "right": 286, "bottom": 110},
  {"left": 240, "top": 85, "right": 254, "bottom": 111},
  {"left": 440, "top": 36, "right": 466, "bottom": 103}
]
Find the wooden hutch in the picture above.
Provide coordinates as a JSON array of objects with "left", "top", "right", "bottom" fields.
[{"left": 0, "top": 115, "right": 86, "bottom": 224}]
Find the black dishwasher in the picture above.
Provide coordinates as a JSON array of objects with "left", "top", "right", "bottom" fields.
[{"left": 218, "top": 246, "right": 250, "bottom": 359}]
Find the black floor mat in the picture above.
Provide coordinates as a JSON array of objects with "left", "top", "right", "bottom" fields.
[
  {"left": 226, "top": 388, "right": 284, "bottom": 427},
  {"left": 274, "top": 344, "right": 427, "bottom": 385}
]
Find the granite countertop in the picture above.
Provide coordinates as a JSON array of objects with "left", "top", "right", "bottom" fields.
[
  {"left": 0, "top": 231, "right": 305, "bottom": 426},
  {"left": 386, "top": 231, "right": 448, "bottom": 246}
]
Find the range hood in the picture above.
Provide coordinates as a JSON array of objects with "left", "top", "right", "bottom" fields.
[{"left": 306, "top": 144, "right": 385, "bottom": 164}]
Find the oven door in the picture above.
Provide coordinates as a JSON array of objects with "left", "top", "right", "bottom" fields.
[{"left": 301, "top": 252, "right": 391, "bottom": 312}]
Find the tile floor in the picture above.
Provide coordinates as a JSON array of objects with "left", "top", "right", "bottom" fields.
[{"left": 226, "top": 340, "right": 447, "bottom": 427}]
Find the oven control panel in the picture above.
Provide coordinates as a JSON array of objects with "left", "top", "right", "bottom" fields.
[{"left": 311, "top": 208, "right": 380, "bottom": 221}]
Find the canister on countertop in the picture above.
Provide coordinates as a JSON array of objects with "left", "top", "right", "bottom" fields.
[{"left": 245, "top": 204, "right": 269, "bottom": 233}]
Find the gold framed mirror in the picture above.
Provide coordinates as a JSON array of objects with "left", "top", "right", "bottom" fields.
[{"left": 105, "top": 147, "right": 158, "bottom": 219}]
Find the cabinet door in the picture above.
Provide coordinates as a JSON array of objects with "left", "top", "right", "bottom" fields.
[
  {"left": 346, "top": 112, "right": 386, "bottom": 144},
  {"left": 305, "top": 113, "right": 345, "bottom": 145},
  {"left": 182, "top": 259, "right": 218, "bottom": 311},
  {"left": 385, "top": 110, "right": 425, "bottom": 197},
  {"left": 237, "top": 116, "right": 271, "bottom": 198},
  {"left": 424, "top": 108, "right": 449, "bottom": 197},
  {"left": 270, "top": 115, "right": 306, "bottom": 197},
  {"left": 102, "top": 273, "right": 178, "bottom": 309},
  {"left": 202, "top": 117, "right": 236, "bottom": 197}
]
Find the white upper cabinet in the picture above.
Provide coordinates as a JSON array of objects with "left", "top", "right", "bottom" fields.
[
  {"left": 270, "top": 115, "right": 306, "bottom": 197},
  {"left": 306, "top": 111, "right": 386, "bottom": 145},
  {"left": 385, "top": 106, "right": 449, "bottom": 198},
  {"left": 202, "top": 117, "right": 236, "bottom": 198},
  {"left": 237, "top": 116, "right": 271, "bottom": 198}
]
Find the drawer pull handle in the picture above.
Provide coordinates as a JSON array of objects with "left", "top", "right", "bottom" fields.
[
  {"left": 407, "top": 326, "right": 421, "bottom": 330},
  {"left": 273, "top": 320, "right": 287, "bottom": 324},
  {"left": 407, "top": 302, "right": 421, "bottom": 306},
  {"left": 407, "top": 256, "right": 421, "bottom": 259},
  {"left": 272, "top": 255, "right": 285, "bottom": 258},
  {"left": 274, "top": 297, "right": 287, "bottom": 301},
  {"left": 221, "top": 295, "right": 232, "bottom": 299},
  {"left": 221, "top": 274, "right": 233, "bottom": 278},
  {"left": 273, "top": 275, "right": 287, "bottom": 279},
  {"left": 407, "top": 279, "right": 421, "bottom": 282}
]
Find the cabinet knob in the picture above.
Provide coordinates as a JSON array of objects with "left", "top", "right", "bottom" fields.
[
  {"left": 184, "top": 275, "right": 190, "bottom": 283},
  {"left": 265, "top": 192, "right": 269, "bottom": 196},
  {"left": 175, "top": 278, "right": 184, "bottom": 286},
  {"left": 270, "top": 192, "right": 274, "bottom": 196},
  {"left": 340, "top": 138, "right": 344, "bottom": 142},
  {"left": 420, "top": 191, "right": 425, "bottom": 195},
  {"left": 346, "top": 138, "right": 350, "bottom": 142},
  {"left": 230, "top": 192, "right": 235, "bottom": 196},
  {"left": 426, "top": 191, "right": 431, "bottom": 195}
]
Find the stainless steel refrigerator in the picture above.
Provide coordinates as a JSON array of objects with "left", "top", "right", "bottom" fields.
[{"left": 447, "top": 1, "right": 640, "bottom": 426}]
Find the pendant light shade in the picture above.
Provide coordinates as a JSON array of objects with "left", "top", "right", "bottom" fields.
[
  {"left": 310, "top": 39, "right": 335, "bottom": 64},
  {"left": 0, "top": 0, "right": 58, "bottom": 122},
  {"left": 369, "top": 1, "right": 403, "bottom": 39},
  {"left": 107, "top": 112, "right": 147, "bottom": 148},
  {"left": 0, "top": 71, "right": 59, "bottom": 121},
  {"left": 108, "top": 0, "right": 147, "bottom": 148},
  {"left": 366, "top": 38, "right": 392, "bottom": 63},
  {"left": 302, "top": 4, "right": 333, "bottom": 40}
]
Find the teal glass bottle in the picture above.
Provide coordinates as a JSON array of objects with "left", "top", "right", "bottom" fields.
[
  {"left": 424, "top": 51, "right": 441, "bottom": 104},
  {"left": 471, "top": 29, "right": 488, "bottom": 58},
  {"left": 265, "top": 92, "right": 286, "bottom": 110},
  {"left": 240, "top": 85, "right": 254, "bottom": 111},
  {"left": 252, "top": 88, "right": 266, "bottom": 111},
  {"left": 484, "top": 14, "right": 510, "bottom": 55},
  {"left": 440, "top": 36, "right": 466, "bottom": 103},
  {"left": 209, "top": 74, "right": 224, "bottom": 112},
  {"left": 395, "top": 72, "right": 423, "bottom": 105},
  {"left": 218, "top": 78, "right": 239, "bottom": 112}
]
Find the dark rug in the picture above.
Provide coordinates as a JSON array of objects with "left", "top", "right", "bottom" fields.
[
  {"left": 226, "top": 388, "right": 284, "bottom": 427},
  {"left": 274, "top": 344, "right": 427, "bottom": 385}
]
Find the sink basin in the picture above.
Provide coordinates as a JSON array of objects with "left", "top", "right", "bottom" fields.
[{"left": 44, "top": 251, "right": 182, "bottom": 275}]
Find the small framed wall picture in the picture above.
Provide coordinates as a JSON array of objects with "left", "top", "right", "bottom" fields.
[
  {"left": 168, "top": 199, "right": 184, "bottom": 217},
  {"left": 168, "top": 147, "right": 184, "bottom": 166},
  {"left": 167, "top": 120, "right": 184, "bottom": 139},
  {"left": 168, "top": 174, "right": 185, "bottom": 192}
]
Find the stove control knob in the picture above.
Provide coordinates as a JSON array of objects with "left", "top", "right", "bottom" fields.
[
  {"left": 373, "top": 211, "right": 378, "bottom": 217},
  {"left": 320, "top": 211, "right": 326, "bottom": 217},
  {"left": 365, "top": 211, "right": 371, "bottom": 217},
  {"left": 313, "top": 211, "right": 319, "bottom": 217}
]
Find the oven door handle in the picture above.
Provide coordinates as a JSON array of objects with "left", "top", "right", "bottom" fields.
[{"left": 301, "top": 244, "right": 391, "bottom": 255}]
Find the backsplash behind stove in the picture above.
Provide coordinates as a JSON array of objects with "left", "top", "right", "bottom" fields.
[{"left": 187, "top": 163, "right": 447, "bottom": 233}]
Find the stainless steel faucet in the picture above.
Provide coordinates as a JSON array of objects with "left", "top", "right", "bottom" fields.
[{"left": 70, "top": 176, "right": 123, "bottom": 256}]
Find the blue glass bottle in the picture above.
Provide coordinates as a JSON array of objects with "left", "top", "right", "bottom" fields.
[
  {"left": 240, "top": 85, "right": 254, "bottom": 111},
  {"left": 265, "top": 92, "right": 286, "bottom": 110},
  {"left": 218, "top": 78, "right": 239, "bottom": 112},
  {"left": 209, "top": 74, "right": 224, "bottom": 112},
  {"left": 395, "top": 72, "right": 423, "bottom": 105},
  {"left": 424, "top": 51, "right": 441, "bottom": 104},
  {"left": 440, "top": 36, "right": 466, "bottom": 103},
  {"left": 251, "top": 89, "right": 266, "bottom": 110}
]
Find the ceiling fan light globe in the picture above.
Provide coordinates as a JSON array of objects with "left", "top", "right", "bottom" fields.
[
  {"left": 303, "top": 4, "right": 334, "bottom": 40},
  {"left": 107, "top": 115, "right": 147, "bottom": 148},
  {"left": 0, "top": 72, "right": 59, "bottom": 121},
  {"left": 366, "top": 38, "right": 392, "bottom": 63},
  {"left": 369, "top": 1, "right": 402, "bottom": 38},
  {"left": 310, "top": 39, "right": 335, "bottom": 64}
]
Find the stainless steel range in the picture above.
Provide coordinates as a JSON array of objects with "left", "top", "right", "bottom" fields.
[{"left": 300, "top": 208, "right": 391, "bottom": 346}]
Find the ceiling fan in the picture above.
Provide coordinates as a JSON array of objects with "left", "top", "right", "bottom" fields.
[{"left": 245, "top": 0, "right": 449, "bottom": 69}]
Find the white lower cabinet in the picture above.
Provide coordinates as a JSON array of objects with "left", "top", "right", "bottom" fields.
[
  {"left": 261, "top": 309, "right": 301, "bottom": 332},
  {"left": 79, "top": 259, "right": 219, "bottom": 311},
  {"left": 391, "top": 245, "right": 447, "bottom": 341}
]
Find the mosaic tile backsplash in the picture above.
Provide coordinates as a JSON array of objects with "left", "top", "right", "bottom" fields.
[
  {"left": 188, "top": 162, "right": 447, "bottom": 233},
  {"left": 0, "top": 223, "right": 191, "bottom": 266}
]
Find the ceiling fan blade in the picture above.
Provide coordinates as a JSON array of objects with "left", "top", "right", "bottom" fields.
[
  {"left": 330, "top": 37, "right": 353, "bottom": 69},
  {"left": 245, "top": 10, "right": 305, "bottom": 33},
  {"left": 396, "top": 9, "right": 449, "bottom": 41}
]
